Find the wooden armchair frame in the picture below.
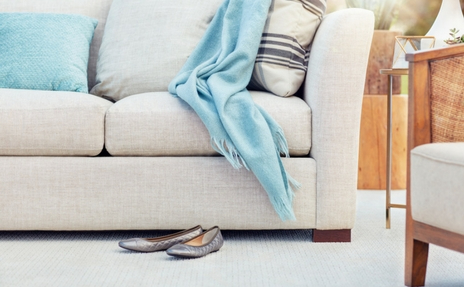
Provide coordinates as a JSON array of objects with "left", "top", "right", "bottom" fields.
[{"left": 405, "top": 44, "right": 464, "bottom": 286}]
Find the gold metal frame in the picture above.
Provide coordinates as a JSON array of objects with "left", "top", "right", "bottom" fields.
[
  {"left": 382, "top": 36, "right": 435, "bottom": 228},
  {"left": 392, "top": 36, "right": 436, "bottom": 69},
  {"left": 380, "top": 68, "right": 408, "bottom": 229}
]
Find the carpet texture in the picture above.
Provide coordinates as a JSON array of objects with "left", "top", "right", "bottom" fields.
[{"left": 1, "top": 190, "right": 464, "bottom": 286}]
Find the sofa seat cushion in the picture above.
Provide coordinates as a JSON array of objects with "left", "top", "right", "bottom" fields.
[
  {"left": 0, "top": 88, "right": 113, "bottom": 156},
  {"left": 411, "top": 142, "right": 464, "bottom": 236},
  {"left": 105, "top": 91, "right": 311, "bottom": 156}
]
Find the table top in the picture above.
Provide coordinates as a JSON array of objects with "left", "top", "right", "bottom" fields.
[{"left": 379, "top": 68, "right": 409, "bottom": 76}]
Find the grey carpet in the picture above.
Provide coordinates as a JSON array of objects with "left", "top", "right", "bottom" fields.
[{"left": 1, "top": 190, "right": 464, "bottom": 287}]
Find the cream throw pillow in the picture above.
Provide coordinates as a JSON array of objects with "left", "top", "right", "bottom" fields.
[
  {"left": 91, "top": 0, "right": 222, "bottom": 102},
  {"left": 248, "top": 0, "right": 326, "bottom": 97}
]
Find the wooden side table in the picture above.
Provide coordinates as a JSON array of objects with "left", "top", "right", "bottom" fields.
[{"left": 379, "top": 68, "right": 408, "bottom": 229}]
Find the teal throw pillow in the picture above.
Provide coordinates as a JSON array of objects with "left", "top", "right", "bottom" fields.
[{"left": 0, "top": 13, "right": 98, "bottom": 93}]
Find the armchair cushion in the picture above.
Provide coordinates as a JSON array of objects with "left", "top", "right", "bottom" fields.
[{"left": 411, "top": 142, "right": 464, "bottom": 236}]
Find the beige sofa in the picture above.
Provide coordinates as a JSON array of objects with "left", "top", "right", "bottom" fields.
[{"left": 0, "top": 0, "right": 374, "bottom": 242}]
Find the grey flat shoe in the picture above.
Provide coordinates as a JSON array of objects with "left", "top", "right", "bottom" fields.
[
  {"left": 166, "top": 226, "right": 223, "bottom": 258},
  {"left": 118, "top": 225, "right": 203, "bottom": 252}
]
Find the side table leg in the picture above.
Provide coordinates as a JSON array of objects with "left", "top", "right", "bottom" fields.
[{"left": 386, "top": 75, "right": 393, "bottom": 229}]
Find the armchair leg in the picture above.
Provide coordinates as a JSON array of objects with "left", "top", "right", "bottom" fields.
[
  {"left": 312, "top": 229, "right": 351, "bottom": 242},
  {"left": 405, "top": 239, "right": 429, "bottom": 287}
]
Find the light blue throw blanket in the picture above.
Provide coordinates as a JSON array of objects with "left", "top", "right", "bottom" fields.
[{"left": 168, "top": 0, "right": 299, "bottom": 221}]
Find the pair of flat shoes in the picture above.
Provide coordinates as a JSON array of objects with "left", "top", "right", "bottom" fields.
[{"left": 118, "top": 225, "right": 223, "bottom": 258}]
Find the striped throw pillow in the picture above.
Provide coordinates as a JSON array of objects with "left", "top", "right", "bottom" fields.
[{"left": 248, "top": 0, "right": 326, "bottom": 97}]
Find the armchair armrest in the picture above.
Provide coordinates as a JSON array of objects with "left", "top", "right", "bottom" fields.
[
  {"left": 405, "top": 42, "right": 464, "bottom": 287},
  {"left": 303, "top": 8, "right": 374, "bottom": 230}
]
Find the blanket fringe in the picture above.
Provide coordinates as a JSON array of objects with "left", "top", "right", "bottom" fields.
[
  {"left": 271, "top": 192, "right": 297, "bottom": 221},
  {"left": 277, "top": 171, "right": 300, "bottom": 220},
  {"left": 211, "top": 137, "right": 249, "bottom": 170},
  {"left": 211, "top": 132, "right": 301, "bottom": 222},
  {"left": 274, "top": 128, "right": 289, "bottom": 157},
  {"left": 274, "top": 128, "right": 302, "bottom": 221},
  {"left": 275, "top": 173, "right": 304, "bottom": 221},
  {"left": 288, "top": 173, "right": 302, "bottom": 191}
]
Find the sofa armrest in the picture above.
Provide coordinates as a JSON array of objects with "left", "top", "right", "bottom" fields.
[{"left": 303, "top": 8, "right": 374, "bottom": 230}]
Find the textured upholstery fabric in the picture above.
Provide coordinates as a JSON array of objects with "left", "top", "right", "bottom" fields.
[
  {"left": 90, "top": 0, "right": 223, "bottom": 101},
  {"left": 0, "top": 89, "right": 112, "bottom": 156},
  {"left": 105, "top": 91, "right": 311, "bottom": 156},
  {"left": 0, "top": 0, "right": 114, "bottom": 91},
  {"left": 303, "top": 9, "right": 374, "bottom": 229},
  {"left": 0, "top": 13, "right": 97, "bottom": 92},
  {"left": 0, "top": 156, "right": 316, "bottom": 230},
  {"left": 411, "top": 142, "right": 464, "bottom": 236},
  {"left": 248, "top": 0, "right": 326, "bottom": 97}
]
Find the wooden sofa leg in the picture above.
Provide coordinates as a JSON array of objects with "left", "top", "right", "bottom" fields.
[
  {"left": 405, "top": 239, "right": 429, "bottom": 287},
  {"left": 312, "top": 229, "right": 351, "bottom": 242}
]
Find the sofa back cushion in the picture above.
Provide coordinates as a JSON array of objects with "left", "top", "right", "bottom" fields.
[
  {"left": 0, "top": 0, "right": 114, "bottom": 91},
  {"left": 90, "top": 0, "right": 223, "bottom": 102}
]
